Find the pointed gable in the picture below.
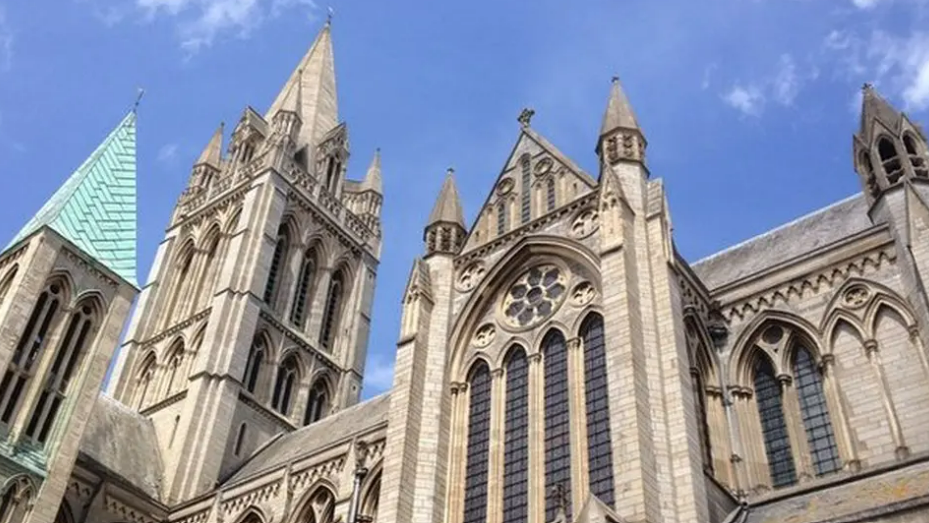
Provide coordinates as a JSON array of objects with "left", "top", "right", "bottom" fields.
[
  {"left": 460, "top": 126, "right": 597, "bottom": 253},
  {"left": 7, "top": 111, "right": 138, "bottom": 286}
]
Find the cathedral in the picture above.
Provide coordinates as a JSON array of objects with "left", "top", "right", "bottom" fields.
[{"left": 3, "top": 19, "right": 929, "bottom": 523}]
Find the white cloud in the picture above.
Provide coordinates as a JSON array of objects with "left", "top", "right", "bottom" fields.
[
  {"left": 157, "top": 143, "right": 179, "bottom": 163},
  {"left": 851, "top": 0, "right": 884, "bottom": 9},
  {"left": 772, "top": 54, "right": 800, "bottom": 106},
  {"left": 723, "top": 84, "right": 765, "bottom": 117},
  {"left": 0, "top": 5, "right": 13, "bottom": 73},
  {"left": 93, "top": 0, "right": 318, "bottom": 52}
]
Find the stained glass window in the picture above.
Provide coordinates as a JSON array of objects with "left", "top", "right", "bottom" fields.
[
  {"left": 520, "top": 155, "right": 532, "bottom": 224},
  {"left": 320, "top": 271, "right": 345, "bottom": 350},
  {"left": 582, "top": 315, "right": 615, "bottom": 507},
  {"left": 463, "top": 362, "right": 491, "bottom": 523},
  {"left": 244, "top": 339, "right": 264, "bottom": 393},
  {"left": 497, "top": 202, "right": 508, "bottom": 236},
  {"left": 543, "top": 330, "right": 572, "bottom": 521},
  {"left": 502, "top": 265, "right": 567, "bottom": 330},
  {"left": 754, "top": 356, "right": 797, "bottom": 488},
  {"left": 272, "top": 356, "right": 299, "bottom": 415},
  {"left": 794, "top": 346, "right": 841, "bottom": 476},
  {"left": 503, "top": 348, "right": 529, "bottom": 523}
]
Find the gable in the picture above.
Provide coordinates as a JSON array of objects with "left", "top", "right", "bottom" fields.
[{"left": 461, "top": 128, "right": 597, "bottom": 253}]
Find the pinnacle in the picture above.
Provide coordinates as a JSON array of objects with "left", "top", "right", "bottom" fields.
[
  {"left": 196, "top": 123, "right": 224, "bottom": 168},
  {"left": 427, "top": 168, "right": 466, "bottom": 229},
  {"left": 859, "top": 82, "right": 902, "bottom": 141},
  {"left": 600, "top": 75, "right": 641, "bottom": 137},
  {"left": 361, "top": 148, "right": 383, "bottom": 193}
]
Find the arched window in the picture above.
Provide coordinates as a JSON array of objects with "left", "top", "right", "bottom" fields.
[
  {"left": 291, "top": 250, "right": 317, "bottom": 328},
  {"left": 0, "top": 266, "right": 17, "bottom": 307},
  {"left": 24, "top": 298, "right": 98, "bottom": 445},
  {"left": 754, "top": 355, "right": 797, "bottom": 488},
  {"left": 194, "top": 229, "right": 221, "bottom": 311},
  {"left": 0, "top": 279, "right": 64, "bottom": 426},
  {"left": 543, "top": 330, "right": 571, "bottom": 521},
  {"left": 497, "top": 202, "right": 508, "bottom": 237},
  {"left": 878, "top": 137, "right": 903, "bottom": 183},
  {"left": 360, "top": 471, "right": 381, "bottom": 523},
  {"left": 54, "top": 500, "right": 74, "bottom": 523},
  {"left": 325, "top": 157, "right": 342, "bottom": 193},
  {"left": 319, "top": 270, "right": 345, "bottom": 350},
  {"left": 463, "top": 361, "right": 491, "bottom": 523},
  {"left": 793, "top": 346, "right": 841, "bottom": 476},
  {"left": 165, "top": 242, "right": 194, "bottom": 327},
  {"left": 264, "top": 224, "right": 290, "bottom": 306},
  {"left": 272, "top": 355, "right": 299, "bottom": 415},
  {"left": 546, "top": 178, "right": 556, "bottom": 212},
  {"left": 134, "top": 353, "right": 157, "bottom": 409},
  {"left": 0, "top": 476, "right": 35, "bottom": 523},
  {"left": 234, "top": 423, "right": 247, "bottom": 456},
  {"left": 520, "top": 155, "right": 532, "bottom": 224},
  {"left": 304, "top": 379, "right": 329, "bottom": 425},
  {"left": 581, "top": 315, "right": 615, "bottom": 507},
  {"left": 502, "top": 348, "right": 528, "bottom": 523},
  {"left": 243, "top": 338, "right": 265, "bottom": 394},
  {"left": 296, "top": 488, "right": 335, "bottom": 523},
  {"left": 162, "top": 341, "right": 185, "bottom": 398},
  {"left": 904, "top": 133, "right": 928, "bottom": 177}
]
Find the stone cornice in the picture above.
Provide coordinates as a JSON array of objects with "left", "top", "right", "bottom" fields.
[{"left": 258, "top": 309, "right": 341, "bottom": 374}]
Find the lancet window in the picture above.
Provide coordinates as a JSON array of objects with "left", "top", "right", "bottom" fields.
[
  {"left": 878, "top": 137, "right": 903, "bottom": 183},
  {"left": 581, "top": 315, "right": 615, "bottom": 507},
  {"left": 272, "top": 355, "right": 299, "bottom": 416},
  {"left": 24, "top": 298, "right": 98, "bottom": 445},
  {"left": 264, "top": 224, "right": 290, "bottom": 306},
  {"left": 319, "top": 270, "right": 345, "bottom": 351},
  {"left": 243, "top": 337, "right": 265, "bottom": 394},
  {"left": 304, "top": 379, "right": 329, "bottom": 425},
  {"left": 164, "top": 242, "right": 194, "bottom": 327},
  {"left": 543, "top": 330, "right": 571, "bottom": 521},
  {"left": 0, "top": 279, "right": 65, "bottom": 426},
  {"left": 291, "top": 250, "right": 317, "bottom": 328},
  {"left": 162, "top": 340, "right": 185, "bottom": 398},
  {"left": 502, "top": 347, "right": 529, "bottom": 523},
  {"left": 134, "top": 353, "right": 157, "bottom": 409},
  {"left": 793, "top": 347, "right": 841, "bottom": 476},
  {"left": 520, "top": 155, "right": 532, "bottom": 224},
  {"left": 463, "top": 361, "right": 491, "bottom": 523},
  {"left": 754, "top": 356, "right": 796, "bottom": 488}
]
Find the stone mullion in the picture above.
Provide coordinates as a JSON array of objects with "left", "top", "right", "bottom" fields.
[
  {"left": 732, "top": 389, "right": 764, "bottom": 493},
  {"left": 447, "top": 382, "right": 469, "bottom": 523},
  {"left": 778, "top": 375, "right": 813, "bottom": 483},
  {"left": 819, "top": 354, "right": 860, "bottom": 472},
  {"left": 705, "top": 388, "right": 732, "bottom": 485},
  {"left": 488, "top": 369, "right": 506, "bottom": 523},
  {"left": 527, "top": 352, "right": 544, "bottom": 523},
  {"left": 864, "top": 339, "right": 910, "bottom": 459},
  {"left": 307, "top": 267, "right": 333, "bottom": 345},
  {"left": 566, "top": 337, "right": 589, "bottom": 508},
  {"left": 908, "top": 326, "right": 929, "bottom": 379}
]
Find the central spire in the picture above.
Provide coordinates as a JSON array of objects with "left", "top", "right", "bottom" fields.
[{"left": 266, "top": 22, "right": 338, "bottom": 152}]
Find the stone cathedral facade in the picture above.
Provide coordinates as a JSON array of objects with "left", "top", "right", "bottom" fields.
[{"left": 3, "top": 20, "right": 929, "bottom": 523}]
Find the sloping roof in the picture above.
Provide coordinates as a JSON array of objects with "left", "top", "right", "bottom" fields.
[
  {"left": 692, "top": 194, "right": 874, "bottom": 290},
  {"left": 78, "top": 394, "right": 163, "bottom": 500},
  {"left": 227, "top": 393, "right": 391, "bottom": 483},
  {"left": 7, "top": 111, "right": 137, "bottom": 286}
]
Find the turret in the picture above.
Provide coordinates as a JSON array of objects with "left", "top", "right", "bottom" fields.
[
  {"left": 596, "top": 76, "right": 647, "bottom": 169},
  {"left": 424, "top": 168, "right": 467, "bottom": 256},
  {"left": 190, "top": 123, "right": 224, "bottom": 191}
]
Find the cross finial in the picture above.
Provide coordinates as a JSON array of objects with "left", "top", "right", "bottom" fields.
[
  {"left": 518, "top": 107, "right": 535, "bottom": 128},
  {"left": 446, "top": 167, "right": 455, "bottom": 177},
  {"left": 133, "top": 88, "right": 145, "bottom": 113},
  {"left": 611, "top": 75, "right": 620, "bottom": 84},
  {"left": 327, "top": 6, "right": 334, "bottom": 25},
  {"left": 863, "top": 82, "right": 874, "bottom": 92}
]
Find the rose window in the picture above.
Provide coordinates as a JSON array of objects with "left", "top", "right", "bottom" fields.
[{"left": 502, "top": 265, "right": 567, "bottom": 329}]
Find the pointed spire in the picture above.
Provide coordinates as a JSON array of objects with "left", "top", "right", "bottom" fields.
[
  {"left": 278, "top": 74, "right": 303, "bottom": 118},
  {"left": 266, "top": 22, "right": 338, "bottom": 150},
  {"left": 600, "top": 76, "right": 641, "bottom": 137},
  {"left": 7, "top": 111, "right": 138, "bottom": 286},
  {"left": 427, "top": 168, "right": 466, "bottom": 228},
  {"left": 859, "top": 83, "right": 902, "bottom": 141},
  {"left": 196, "top": 123, "right": 224, "bottom": 168},
  {"left": 361, "top": 148, "right": 383, "bottom": 193}
]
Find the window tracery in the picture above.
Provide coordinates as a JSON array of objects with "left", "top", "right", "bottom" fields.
[
  {"left": 793, "top": 347, "right": 841, "bottom": 476},
  {"left": 581, "top": 315, "right": 614, "bottom": 507},
  {"left": 272, "top": 355, "right": 299, "bottom": 416},
  {"left": 304, "top": 379, "right": 330, "bottom": 425},
  {"left": 320, "top": 270, "right": 345, "bottom": 351},
  {"left": 244, "top": 338, "right": 265, "bottom": 394},
  {"left": 754, "top": 356, "right": 797, "bottom": 488},
  {"left": 501, "top": 265, "right": 567, "bottom": 330},
  {"left": 292, "top": 250, "right": 318, "bottom": 328},
  {"left": 264, "top": 224, "right": 290, "bottom": 306},
  {"left": 134, "top": 353, "right": 157, "bottom": 409},
  {"left": 0, "top": 476, "right": 34, "bottom": 523}
]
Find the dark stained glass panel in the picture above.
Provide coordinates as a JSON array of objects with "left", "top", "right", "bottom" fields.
[
  {"left": 543, "top": 331, "right": 571, "bottom": 521},
  {"left": 754, "top": 356, "right": 797, "bottom": 488},
  {"left": 793, "top": 347, "right": 841, "bottom": 476},
  {"left": 582, "top": 315, "right": 615, "bottom": 507},
  {"left": 503, "top": 348, "right": 529, "bottom": 523},
  {"left": 463, "top": 363, "right": 492, "bottom": 523}
]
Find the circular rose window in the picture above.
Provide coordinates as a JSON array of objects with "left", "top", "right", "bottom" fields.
[{"left": 502, "top": 265, "right": 567, "bottom": 329}]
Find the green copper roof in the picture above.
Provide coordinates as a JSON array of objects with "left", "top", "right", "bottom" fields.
[{"left": 7, "top": 111, "right": 138, "bottom": 287}]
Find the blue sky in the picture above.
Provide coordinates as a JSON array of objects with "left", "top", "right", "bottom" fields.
[{"left": 0, "top": 0, "right": 926, "bottom": 398}]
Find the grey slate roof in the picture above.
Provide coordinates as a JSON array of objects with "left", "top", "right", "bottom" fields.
[
  {"left": 78, "top": 394, "right": 163, "bottom": 500},
  {"left": 692, "top": 194, "right": 874, "bottom": 290},
  {"left": 227, "top": 393, "right": 391, "bottom": 483}
]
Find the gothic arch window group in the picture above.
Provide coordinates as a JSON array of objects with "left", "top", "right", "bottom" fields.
[
  {"left": 319, "top": 268, "right": 346, "bottom": 351},
  {"left": 272, "top": 354, "right": 300, "bottom": 416},
  {"left": 304, "top": 378, "right": 330, "bottom": 425},
  {"left": 264, "top": 224, "right": 291, "bottom": 306},
  {"left": 0, "top": 475, "right": 36, "bottom": 523},
  {"left": 294, "top": 487, "right": 336, "bottom": 523},
  {"left": 456, "top": 312, "right": 616, "bottom": 523}
]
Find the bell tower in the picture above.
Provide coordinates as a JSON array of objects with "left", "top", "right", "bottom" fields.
[{"left": 106, "top": 21, "right": 384, "bottom": 504}]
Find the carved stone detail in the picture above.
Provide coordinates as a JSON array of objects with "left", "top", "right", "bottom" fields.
[
  {"left": 570, "top": 281, "right": 596, "bottom": 307},
  {"left": 570, "top": 208, "right": 599, "bottom": 239},
  {"left": 472, "top": 323, "right": 496, "bottom": 348},
  {"left": 456, "top": 261, "right": 486, "bottom": 292},
  {"left": 842, "top": 284, "right": 871, "bottom": 309}
]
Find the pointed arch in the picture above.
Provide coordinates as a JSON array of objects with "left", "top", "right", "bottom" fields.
[
  {"left": 319, "top": 265, "right": 348, "bottom": 351},
  {"left": 728, "top": 310, "right": 822, "bottom": 387},
  {"left": 359, "top": 465, "right": 382, "bottom": 523},
  {"left": 133, "top": 350, "right": 158, "bottom": 409},
  {"left": 291, "top": 244, "right": 320, "bottom": 329},
  {"left": 542, "top": 328, "right": 571, "bottom": 521},
  {"left": 292, "top": 484, "right": 336, "bottom": 523},
  {"left": 792, "top": 345, "right": 841, "bottom": 476},
  {"left": 25, "top": 293, "right": 103, "bottom": 445},
  {"left": 752, "top": 351, "right": 797, "bottom": 488},
  {"left": 194, "top": 224, "right": 222, "bottom": 312},
  {"left": 303, "top": 374, "right": 331, "bottom": 426},
  {"left": 272, "top": 352, "right": 301, "bottom": 416},
  {"left": 161, "top": 338, "right": 186, "bottom": 398},
  {"left": 463, "top": 359, "right": 491, "bottom": 523},
  {"left": 0, "top": 474, "right": 37, "bottom": 523},
  {"left": 243, "top": 333, "right": 268, "bottom": 395},
  {"left": 0, "top": 276, "right": 69, "bottom": 426},
  {"left": 164, "top": 239, "right": 196, "bottom": 327},
  {"left": 877, "top": 135, "right": 903, "bottom": 183},
  {"left": 264, "top": 221, "right": 293, "bottom": 307},
  {"left": 502, "top": 345, "right": 529, "bottom": 523},
  {"left": 864, "top": 293, "right": 916, "bottom": 340},
  {"left": 235, "top": 506, "right": 268, "bottom": 523}
]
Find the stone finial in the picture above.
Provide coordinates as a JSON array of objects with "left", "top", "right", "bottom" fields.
[{"left": 518, "top": 107, "right": 535, "bottom": 128}]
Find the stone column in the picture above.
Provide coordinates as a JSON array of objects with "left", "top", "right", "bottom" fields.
[
  {"left": 778, "top": 374, "right": 814, "bottom": 483},
  {"left": 527, "top": 353, "right": 544, "bottom": 523},
  {"left": 488, "top": 368, "right": 506, "bottom": 523},
  {"left": 566, "top": 336, "right": 589, "bottom": 508}
]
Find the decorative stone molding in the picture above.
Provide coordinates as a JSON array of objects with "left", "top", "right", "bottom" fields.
[
  {"left": 239, "top": 391, "right": 297, "bottom": 430},
  {"left": 569, "top": 207, "right": 599, "bottom": 239},
  {"left": 104, "top": 495, "right": 160, "bottom": 523},
  {"left": 456, "top": 261, "right": 486, "bottom": 293},
  {"left": 222, "top": 480, "right": 283, "bottom": 514},
  {"left": 175, "top": 511, "right": 211, "bottom": 523},
  {"left": 0, "top": 243, "right": 28, "bottom": 270},
  {"left": 864, "top": 339, "right": 880, "bottom": 355},
  {"left": 496, "top": 178, "right": 515, "bottom": 196},
  {"left": 289, "top": 455, "right": 346, "bottom": 494},
  {"left": 472, "top": 324, "right": 496, "bottom": 348},
  {"left": 140, "top": 308, "right": 211, "bottom": 347},
  {"left": 258, "top": 309, "right": 340, "bottom": 373},
  {"left": 842, "top": 284, "right": 872, "bottom": 309},
  {"left": 63, "top": 248, "right": 119, "bottom": 289},
  {"left": 534, "top": 156, "right": 554, "bottom": 176},
  {"left": 570, "top": 281, "right": 596, "bottom": 307}
]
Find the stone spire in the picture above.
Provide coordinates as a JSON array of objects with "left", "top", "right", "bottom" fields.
[
  {"left": 361, "top": 148, "right": 383, "bottom": 194},
  {"left": 427, "top": 168, "right": 466, "bottom": 228},
  {"left": 265, "top": 22, "right": 338, "bottom": 151},
  {"left": 195, "top": 123, "right": 224, "bottom": 168},
  {"left": 424, "top": 169, "right": 467, "bottom": 256},
  {"left": 858, "top": 83, "right": 903, "bottom": 143},
  {"left": 599, "top": 76, "right": 641, "bottom": 137},
  {"left": 7, "top": 111, "right": 138, "bottom": 286}
]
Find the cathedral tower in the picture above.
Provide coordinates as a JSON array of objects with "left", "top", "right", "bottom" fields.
[
  {"left": 0, "top": 111, "right": 139, "bottom": 523},
  {"left": 106, "top": 21, "right": 383, "bottom": 504}
]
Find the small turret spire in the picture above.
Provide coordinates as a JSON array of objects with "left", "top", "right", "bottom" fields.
[
  {"left": 600, "top": 75, "right": 641, "bottom": 137},
  {"left": 361, "top": 148, "right": 383, "bottom": 194},
  {"left": 195, "top": 123, "right": 224, "bottom": 168},
  {"left": 427, "top": 168, "right": 466, "bottom": 228},
  {"left": 859, "top": 82, "right": 902, "bottom": 142}
]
